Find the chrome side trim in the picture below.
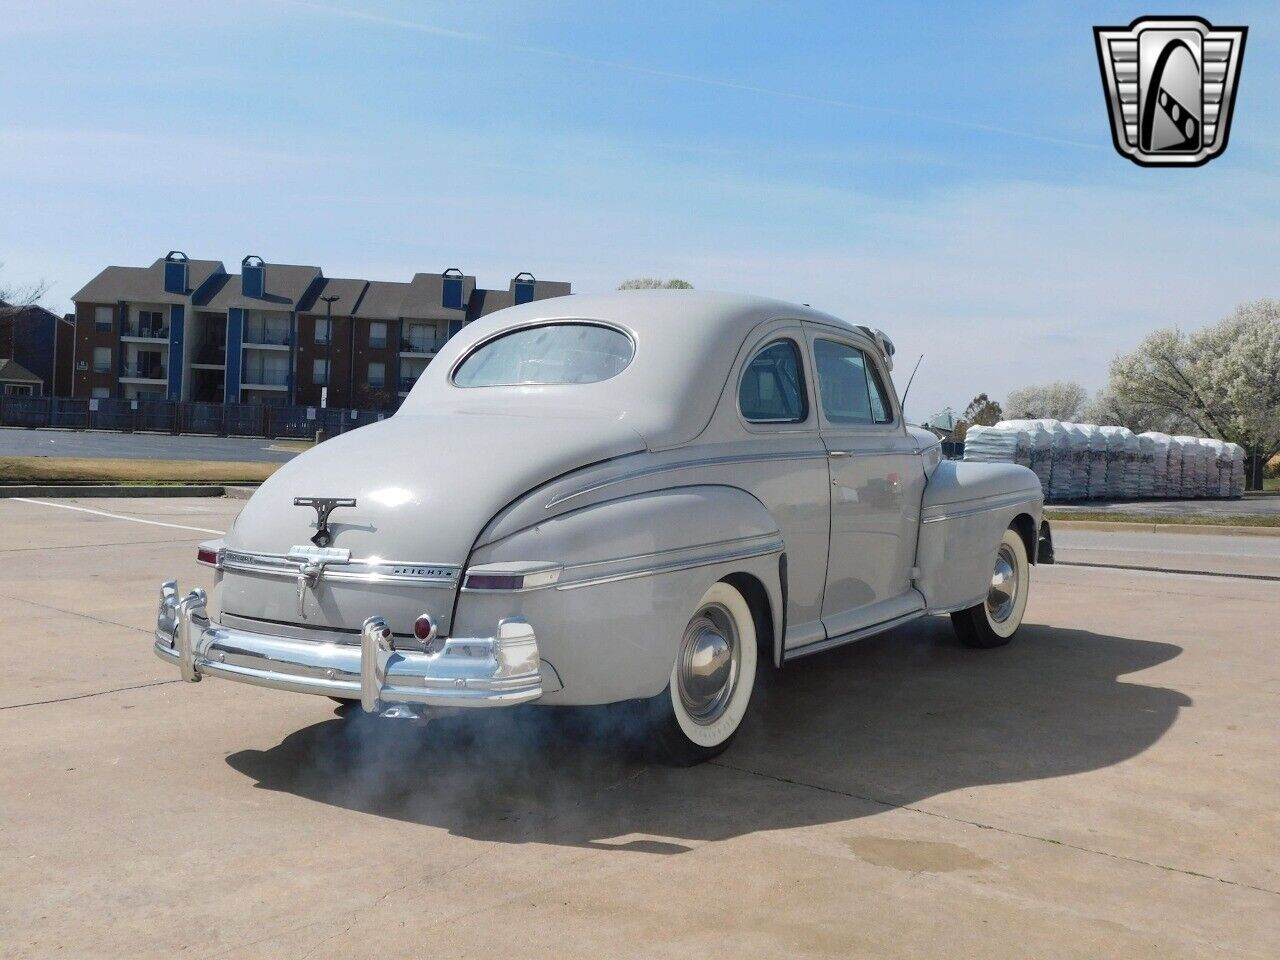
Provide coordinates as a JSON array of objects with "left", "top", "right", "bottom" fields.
[
  {"left": 545, "top": 449, "right": 828, "bottom": 509},
  {"left": 783, "top": 608, "right": 927, "bottom": 662},
  {"left": 220, "top": 548, "right": 461, "bottom": 587},
  {"left": 556, "top": 534, "right": 784, "bottom": 590},
  {"left": 920, "top": 491, "right": 1040, "bottom": 524}
]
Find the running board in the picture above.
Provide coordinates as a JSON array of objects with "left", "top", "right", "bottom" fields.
[{"left": 782, "top": 608, "right": 927, "bottom": 664}]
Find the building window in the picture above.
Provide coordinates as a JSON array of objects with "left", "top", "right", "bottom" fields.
[
  {"left": 369, "top": 321, "right": 387, "bottom": 349},
  {"left": 3, "top": 384, "right": 35, "bottom": 396},
  {"left": 94, "top": 306, "right": 113, "bottom": 331},
  {"left": 313, "top": 358, "right": 329, "bottom": 386},
  {"left": 367, "top": 361, "right": 385, "bottom": 389},
  {"left": 91, "top": 386, "right": 110, "bottom": 399},
  {"left": 93, "top": 347, "right": 112, "bottom": 374},
  {"left": 315, "top": 317, "right": 331, "bottom": 345}
]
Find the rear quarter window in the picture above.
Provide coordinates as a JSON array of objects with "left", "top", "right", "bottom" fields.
[{"left": 453, "top": 323, "right": 634, "bottom": 387}]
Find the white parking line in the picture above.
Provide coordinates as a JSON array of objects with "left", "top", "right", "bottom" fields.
[{"left": 8, "top": 498, "right": 226, "bottom": 535}]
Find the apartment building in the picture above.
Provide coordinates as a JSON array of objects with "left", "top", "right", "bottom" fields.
[
  {"left": 70, "top": 253, "right": 571, "bottom": 407},
  {"left": 0, "top": 301, "right": 75, "bottom": 396}
]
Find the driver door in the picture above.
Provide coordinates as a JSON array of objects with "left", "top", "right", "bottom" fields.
[{"left": 804, "top": 325, "right": 925, "bottom": 640}]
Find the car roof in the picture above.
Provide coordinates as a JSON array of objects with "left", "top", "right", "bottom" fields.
[{"left": 398, "top": 290, "right": 875, "bottom": 450}]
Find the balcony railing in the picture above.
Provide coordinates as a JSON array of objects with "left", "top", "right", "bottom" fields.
[
  {"left": 399, "top": 337, "right": 446, "bottom": 354},
  {"left": 122, "top": 323, "right": 169, "bottom": 339},
  {"left": 120, "top": 361, "right": 166, "bottom": 380},
  {"left": 242, "top": 369, "right": 290, "bottom": 387},
  {"left": 243, "top": 330, "right": 290, "bottom": 346},
  {"left": 195, "top": 344, "right": 227, "bottom": 365}
]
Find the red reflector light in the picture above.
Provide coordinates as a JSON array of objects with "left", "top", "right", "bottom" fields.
[
  {"left": 464, "top": 574, "right": 524, "bottom": 591},
  {"left": 413, "top": 614, "right": 436, "bottom": 641},
  {"left": 196, "top": 546, "right": 219, "bottom": 567}
]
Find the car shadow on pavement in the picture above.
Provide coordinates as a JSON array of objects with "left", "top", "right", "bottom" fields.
[{"left": 225, "top": 618, "right": 1190, "bottom": 852}]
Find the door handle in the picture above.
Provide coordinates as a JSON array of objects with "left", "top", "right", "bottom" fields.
[{"left": 828, "top": 450, "right": 851, "bottom": 458}]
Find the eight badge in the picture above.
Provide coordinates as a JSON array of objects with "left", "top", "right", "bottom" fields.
[{"left": 1094, "top": 16, "right": 1246, "bottom": 167}]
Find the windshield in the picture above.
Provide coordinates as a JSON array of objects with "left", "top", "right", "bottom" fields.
[{"left": 453, "top": 323, "right": 635, "bottom": 387}]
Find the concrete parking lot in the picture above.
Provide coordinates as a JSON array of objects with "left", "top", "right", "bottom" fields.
[{"left": 1, "top": 497, "right": 1276, "bottom": 959}]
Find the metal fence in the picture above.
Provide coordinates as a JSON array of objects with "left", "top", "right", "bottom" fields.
[{"left": 0, "top": 396, "right": 392, "bottom": 440}]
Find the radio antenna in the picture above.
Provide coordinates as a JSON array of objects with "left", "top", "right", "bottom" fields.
[{"left": 900, "top": 354, "right": 924, "bottom": 413}]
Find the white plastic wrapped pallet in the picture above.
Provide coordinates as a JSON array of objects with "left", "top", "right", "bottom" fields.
[
  {"left": 1098, "top": 426, "right": 1133, "bottom": 498},
  {"left": 1140, "top": 432, "right": 1172, "bottom": 498},
  {"left": 1080, "top": 425, "right": 1108, "bottom": 499},
  {"left": 1202, "top": 438, "right": 1230, "bottom": 498},
  {"left": 1173, "top": 436, "right": 1201, "bottom": 497},
  {"left": 1134, "top": 433, "right": 1156, "bottom": 498},
  {"left": 1227, "top": 443, "right": 1246, "bottom": 498},
  {"left": 995, "top": 420, "right": 1052, "bottom": 498},
  {"left": 1047, "top": 422, "right": 1075, "bottom": 500},
  {"left": 1061, "top": 423, "right": 1089, "bottom": 500},
  {"left": 1166, "top": 435, "right": 1184, "bottom": 498},
  {"left": 963, "top": 425, "right": 1029, "bottom": 468}
]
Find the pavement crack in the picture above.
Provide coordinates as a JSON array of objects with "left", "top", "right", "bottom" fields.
[
  {"left": 1, "top": 679, "right": 178, "bottom": 711},
  {"left": 0, "top": 591, "right": 151, "bottom": 635},
  {"left": 709, "top": 759, "right": 1280, "bottom": 898}
]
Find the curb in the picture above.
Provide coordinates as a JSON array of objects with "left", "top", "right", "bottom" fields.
[
  {"left": 0, "top": 485, "right": 227, "bottom": 499},
  {"left": 1050, "top": 518, "right": 1280, "bottom": 538},
  {"left": 221, "top": 486, "right": 259, "bottom": 500}
]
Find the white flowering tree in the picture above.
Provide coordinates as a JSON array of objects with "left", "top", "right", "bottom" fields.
[
  {"left": 1004, "top": 381, "right": 1087, "bottom": 421},
  {"left": 618, "top": 278, "right": 693, "bottom": 290},
  {"left": 1107, "top": 299, "right": 1280, "bottom": 489}
]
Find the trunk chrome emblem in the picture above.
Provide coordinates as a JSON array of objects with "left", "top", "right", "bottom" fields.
[
  {"left": 286, "top": 546, "right": 353, "bottom": 618},
  {"left": 293, "top": 497, "right": 357, "bottom": 548}
]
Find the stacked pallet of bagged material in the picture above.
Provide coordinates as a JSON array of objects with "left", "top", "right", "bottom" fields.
[
  {"left": 1080, "top": 424, "right": 1109, "bottom": 499},
  {"left": 1204, "top": 439, "right": 1232, "bottom": 498},
  {"left": 1193, "top": 439, "right": 1215, "bottom": 497},
  {"left": 1166, "top": 435, "right": 1184, "bottom": 497},
  {"left": 1046, "top": 422, "right": 1076, "bottom": 500},
  {"left": 1098, "top": 426, "right": 1132, "bottom": 498},
  {"left": 1227, "top": 443, "right": 1246, "bottom": 498},
  {"left": 1134, "top": 433, "right": 1156, "bottom": 498},
  {"left": 963, "top": 425, "right": 1029, "bottom": 469},
  {"left": 1063, "top": 423, "right": 1092, "bottom": 500},
  {"left": 996, "top": 420, "right": 1053, "bottom": 498},
  {"left": 1173, "top": 436, "right": 1202, "bottom": 497},
  {"left": 1140, "top": 432, "right": 1172, "bottom": 497}
]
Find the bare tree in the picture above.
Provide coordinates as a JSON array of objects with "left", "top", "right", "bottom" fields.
[
  {"left": 1107, "top": 300, "right": 1280, "bottom": 489},
  {"left": 1004, "top": 381, "right": 1087, "bottom": 421},
  {"left": 0, "top": 264, "right": 50, "bottom": 358},
  {"left": 618, "top": 278, "right": 694, "bottom": 290},
  {"left": 959, "top": 393, "right": 1003, "bottom": 430}
]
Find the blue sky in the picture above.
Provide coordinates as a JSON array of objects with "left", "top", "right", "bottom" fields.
[{"left": 1, "top": 0, "right": 1276, "bottom": 419}]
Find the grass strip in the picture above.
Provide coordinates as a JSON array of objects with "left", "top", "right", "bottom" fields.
[
  {"left": 1046, "top": 509, "right": 1280, "bottom": 528},
  {"left": 0, "top": 456, "right": 278, "bottom": 484}
]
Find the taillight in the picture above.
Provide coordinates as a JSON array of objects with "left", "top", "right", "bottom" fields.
[
  {"left": 196, "top": 546, "right": 220, "bottom": 567},
  {"left": 413, "top": 614, "right": 436, "bottom": 642}
]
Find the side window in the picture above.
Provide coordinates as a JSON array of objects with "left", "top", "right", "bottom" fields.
[
  {"left": 814, "top": 339, "right": 895, "bottom": 426},
  {"left": 738, "top": 338, "right": 807, "bottom": 423}
]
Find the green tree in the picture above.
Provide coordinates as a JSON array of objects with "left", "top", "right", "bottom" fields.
[
  {"left": 1106, "top": 299, "right": 1280, "bottom": 489},
  {"left": 1004, "top": 381, "right": 1087, "bottom": 421},
  {"left": 618, "top": 278, "right": 694, "bottom": 290}
]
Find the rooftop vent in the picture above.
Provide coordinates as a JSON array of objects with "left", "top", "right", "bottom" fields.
[
  {"left": 513, "top": 271, "right": 536, "bottom": 305},
  {"left": 163, "top": 251, "right": 189, "bottom": 295},
  {"left": 442, "top": 268, "right": 464, "bottom": 310},
  {"left": 242, "top": 255, "right": 265, "bottom": 299}
]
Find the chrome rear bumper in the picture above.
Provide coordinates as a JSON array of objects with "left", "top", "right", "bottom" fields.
[{"left": 154, "top": 581, "right": 543, "bottom": 711}]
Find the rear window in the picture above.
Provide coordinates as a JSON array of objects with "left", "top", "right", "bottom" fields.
[{"left": 453, "top": 323, "right": 635, "bottom": 387}]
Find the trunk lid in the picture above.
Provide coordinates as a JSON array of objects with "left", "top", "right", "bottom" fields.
[{"left": 219, "top": 410, "right": 644, "bottom": 636}]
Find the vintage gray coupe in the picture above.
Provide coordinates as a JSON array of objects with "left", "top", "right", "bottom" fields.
[{"left": 156, "top": 291, "right": 1052, "bottom": 763}]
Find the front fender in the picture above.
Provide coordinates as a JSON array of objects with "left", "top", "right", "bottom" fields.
[{"left": 456, "top": 485, "right": 785, "bottom": 704}]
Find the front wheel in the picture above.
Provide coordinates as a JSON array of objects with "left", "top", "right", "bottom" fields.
[
  {"left": 951, "top": 525, "right": 1030, "bottom": 649},
  {"left": 645, "top": 580, "right": 759, "bottom": 766}
]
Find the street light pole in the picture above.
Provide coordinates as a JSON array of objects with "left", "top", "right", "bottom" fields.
[{"left": 320, "top": 294, "right": 339, "bottom": 409}]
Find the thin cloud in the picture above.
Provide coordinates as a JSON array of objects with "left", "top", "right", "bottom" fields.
[{"left": 266, "top": 0, "right": 1100, "bottom": 151}]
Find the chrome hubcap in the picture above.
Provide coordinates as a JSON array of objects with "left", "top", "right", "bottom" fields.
[
  {"left": 987, "top": 543, "right": 1019, "bottom": 623},
  {"left": 677, "top": 603, "right": 739, "bottom": 725}
]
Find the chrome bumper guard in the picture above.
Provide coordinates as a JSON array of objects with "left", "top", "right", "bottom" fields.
[{"left": 154, "top": 581, "right": 542, "bottom": 711}]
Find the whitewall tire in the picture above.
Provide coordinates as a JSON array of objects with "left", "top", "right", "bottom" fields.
[
  {"left": 649, "top": 580, "right": 758, "bottom": 765},
  {"left": 950, "top": 526, "right": 1030, "bottom": 649}
]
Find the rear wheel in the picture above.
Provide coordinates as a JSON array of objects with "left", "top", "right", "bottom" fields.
[
  {"left": 646, "top": 580, "right": 759, "bottom": 766},
  {"left": 951, "top": 526, "right": 1029, "bottom": 649}
]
